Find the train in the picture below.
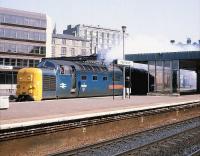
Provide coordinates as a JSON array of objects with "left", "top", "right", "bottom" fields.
[{"left": 16, "top": 59, "right": 123, "bottom": 101}]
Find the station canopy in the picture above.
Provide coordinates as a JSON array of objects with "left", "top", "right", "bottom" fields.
[{"left": 126, "top": 51, "right": 200, "bottom": 70}]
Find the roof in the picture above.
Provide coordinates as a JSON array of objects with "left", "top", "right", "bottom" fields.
[
  {"left": 126, "top": 51, "right": 200, "bottom": 62},
  {"left": 0, "top": 7, "right": 46, "bottom": 19},
  {"left": 42, "top": 59, "right": 110, "bottom": 72},
  {"left": 52, "top": 34, "right": 89, "bottom": 42},
  {"left": 43, "top": 54, "right": 98, "bottom": 62},
  {"left": 80, "top": 24, "right": 121, "bottom": 32}
]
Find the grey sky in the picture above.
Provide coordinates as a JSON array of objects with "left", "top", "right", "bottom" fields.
[{"left": 1, "top": 0, "right": 200, "bottom": 42}]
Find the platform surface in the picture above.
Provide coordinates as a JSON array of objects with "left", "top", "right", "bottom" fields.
[{"left": 0, "top": 95, "right": 200, "bottom": 129}]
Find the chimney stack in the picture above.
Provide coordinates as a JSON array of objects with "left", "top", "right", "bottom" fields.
[
  {"left": 187, "top": 38, "right": 191, "bottom": 44},
  {"left": 67, "top": 25, "right": 72, "bottom": 30},
  {"left": 170, "top": 40, "right": 175, "bottom": 44}
]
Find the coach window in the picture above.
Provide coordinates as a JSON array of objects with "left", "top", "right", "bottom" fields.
[
  {"left": 81, "top": 75, "right": 87, "bottom": 80},
  {"left": 103, "top": 76, "right": 107, "bottom": 81},
  {"left": 93, "top": 75, "right": 98, "bottom": 81}
]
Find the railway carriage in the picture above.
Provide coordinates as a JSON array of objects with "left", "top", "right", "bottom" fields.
[{"left": 16, "top": 59, "right": 123, "bottom": 101}]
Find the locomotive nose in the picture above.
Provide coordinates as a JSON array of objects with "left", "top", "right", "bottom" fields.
[{"left": 16, "top": 68, "right": 43, "bottom": 101}]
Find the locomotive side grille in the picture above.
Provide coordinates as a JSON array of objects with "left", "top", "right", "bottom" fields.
[{"left": 43, "top": 75, "right": 56, "bottom": 91}]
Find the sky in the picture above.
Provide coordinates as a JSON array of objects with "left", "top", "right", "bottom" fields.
[{"left": 0, "top": 0, "right": 200, "bottom": 53}]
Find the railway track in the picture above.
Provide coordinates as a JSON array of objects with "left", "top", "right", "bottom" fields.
[
  {"left": 0, "top": 102, "right": 199, "bottom": 142},
  {"left": 53, "top": 116, "right": 200, "bottom": 156}
]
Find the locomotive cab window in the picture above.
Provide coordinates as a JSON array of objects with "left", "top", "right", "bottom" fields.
[
  {"left": 38, "top": 61, "right": 55, "bottom": 70},
  {"left": 81, "top": 75, "right": 87, "bottom": 80},
  {"left": 44, "top": 61, "right": 55, "bottom": 69},
  {"left": 60, "top": 65, "right": 65, "bottom": 74},
  {"left": 113, "top": 74, "right": 122, "bottom": 82},
  {"left": 93, "top": 75, "right": 98, "bottom": 81},
  {"left": 60, "top": 65, "right": 71, "bottom": 75}
]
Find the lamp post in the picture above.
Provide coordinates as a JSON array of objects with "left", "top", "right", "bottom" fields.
[{"left": 122, "top": 26, "right": 126, "bottom": 99}]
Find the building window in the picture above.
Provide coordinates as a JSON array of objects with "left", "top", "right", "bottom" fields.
[
  {"left": 102, "top": 32, "right": 104, "bottom": 38},
  {"left": 52, "top": 46, "right": 55, "bottom": 57},
  {"left": 5, "top": 58, "right": 10, "bottom": 65},
  {"left": 0, "top": 42, "right": 4, "bottom": 52},
  {"left": 52, "top": 38, "right": 55, "bottom": 44},
  {"left": 90, "top": 31, "right": 93, "bottom": 37},
  {"left": 17, "top": 59, "right": 22, "bottom": 67},
  {"left": 62, "top": 39, "right": 66, "bottom": 45},
  {"left": 72, "top": 40, "right": 76, "bottom": 46},
  {"left": 81, "top": 49, "right": 86, "bottom": 56},
  {"left": 112, "top": 39, "right": 116, "bottom": 45},
  {"left": 82, "top": 41, "right": 86, "bottom": 47},
  {"left": 71, "top": 48, "right": 75, "bottom": 56},
  {"left": 0, "top": 58, "right": 3, "bottom": 65},
  {"left": 11, "top": 59, "right": 16, "bottom": 66},
  {"left": 84, "top": 30, "right": 87, "bottom": 39},
  {"left": 107, "top": 33, "right": 109, "bottom": 38},
  {"left": 29, "top": 60, "right": 34, "bottom": 67},
  {"left": 0, "top": 72, "right": 5, "bottom": 84},
  {"left": 112, "top": 33, "right": 115, "bottom": 39},
  {"left": 0, "top": 71, "right": 17, "bottom": 84},
  {"left": 23, "top": 59, "right": 28, "bottom": 67},
  {"left": 40, "top": 47, "right": 46, "bottom": 55},
  {"left": 61, "top": 47, "right": 67, "bottom": 56},
  {"left": 34, "top": 46, "right": 40, "bottom": 54},
  {"left": 1, "top": 27, "right": 46, "bottom": 42},
  {"left": 2, "top": 13, "right": 46, "bottom": 28},
  {"left": 34, "top": 60, "right": 39, "bottom": 67}
]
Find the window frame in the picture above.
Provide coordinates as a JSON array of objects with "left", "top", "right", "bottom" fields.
[
  {"left": 92, "top": 75, "right": 98, "bottom": 81},
  {"left": 81, "top": 75, "right": 87, "bottom": 80}
]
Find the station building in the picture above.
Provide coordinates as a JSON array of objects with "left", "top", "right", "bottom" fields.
[
  {"left": 0, "top": 7, "right": 51, "bottom": 95},
  {"left": 126, "top": 51, "right": 200, "bottom": 95}
]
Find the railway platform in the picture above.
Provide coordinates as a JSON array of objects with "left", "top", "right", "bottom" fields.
[{"left": 0, "top": 95, "right": 200, "bottom": 130}]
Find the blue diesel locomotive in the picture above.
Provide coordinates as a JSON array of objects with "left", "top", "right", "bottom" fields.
[{"left": 16, "top": 59, "right": 123, "bottom": 101}]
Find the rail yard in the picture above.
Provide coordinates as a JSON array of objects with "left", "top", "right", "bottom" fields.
[{"left": 0, "top": 95, "right": 200, "bottom": 155}]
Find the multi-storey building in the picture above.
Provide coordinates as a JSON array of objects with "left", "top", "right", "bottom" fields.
[
  {"left": 51, "top": 33, "right": 90, "bottom": 57},
  {"left": 0, "top": 7, "right": 51, "bottom": 95},
  {"left": 63, "top": 24, "right": 123, "bottom": 54}
]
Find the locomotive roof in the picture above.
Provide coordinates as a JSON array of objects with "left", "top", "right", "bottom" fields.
[{"left": 42, "top": 59, "right": 114, "bottom": 72}]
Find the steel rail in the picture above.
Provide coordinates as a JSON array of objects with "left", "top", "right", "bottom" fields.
[
  {"left": 53, "top": 116, "right": 200, "bottom": 156},
  {"left": 189, "top": 149, "right": 200, "bottom": 156},
  {"left": 116, "top": 125, "right": 200, "bottom": 156}
]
